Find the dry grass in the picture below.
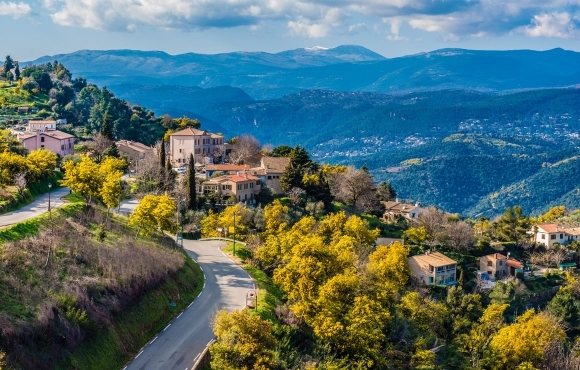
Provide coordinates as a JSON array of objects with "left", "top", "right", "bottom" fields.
[{"left": 0, "top": 207, "right": 185, "bottom": 369}]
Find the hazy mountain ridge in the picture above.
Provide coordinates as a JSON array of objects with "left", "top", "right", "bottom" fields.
[{"left": 29, "top": 46, "right": 580, "bottom": 99}]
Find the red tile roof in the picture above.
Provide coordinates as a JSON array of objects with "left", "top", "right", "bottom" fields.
[{"left": 537, "top": 223, "right": 561, "bottom": 233}]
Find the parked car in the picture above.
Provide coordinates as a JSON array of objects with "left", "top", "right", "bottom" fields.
[{"left": 175, "top": 167, "right": 187, "bottom": 174}]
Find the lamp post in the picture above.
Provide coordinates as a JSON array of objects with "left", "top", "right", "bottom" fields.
[{"left": 233, "top": 210, "right": 236, "bottom": 258}]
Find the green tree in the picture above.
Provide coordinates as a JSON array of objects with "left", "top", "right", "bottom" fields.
[
  {"left": 187, "top": 153, "right": 196, "bottom": 210},
  {"left": 495, "top": 206, "right": 531, "bottom": 247},
  {"left": 376, "top": 181, "right": 397, "bottom": 202},
  {"left": 100, "top": 113, "right": 114, "bottom": 141},
  {"left": 159, "top": 140, "right": 166, "bottom": 168},
  {"left": 14, "top": 62, "right": 20, "bottom": 80},
  {"left": 547, "top": 292, "right": 578, "bottom": 328},
  {"left": 3, "top": 55, "right": 14, "bottom": 77},
  {"left": 271, "top": 145, "right": 293, "bottom": 157}
]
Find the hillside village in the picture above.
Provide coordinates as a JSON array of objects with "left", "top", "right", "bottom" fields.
[{"left": 4, "top": 58, "right": 580, "bottom": 369}]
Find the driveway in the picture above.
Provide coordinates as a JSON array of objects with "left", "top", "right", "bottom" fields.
[
  {"left": 0, "top": 187, "right": 70, "bottom": 228},
  {"left": 123, "top": 240, "right": 254, "bottom": 370}
]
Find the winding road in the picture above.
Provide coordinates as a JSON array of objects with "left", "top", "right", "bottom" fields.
[
  {"left": 123, "top": 240, "right": 255, "bottom": 370},
  {"left": 0, "top": 187, "right": 70, "bottom": 227}
]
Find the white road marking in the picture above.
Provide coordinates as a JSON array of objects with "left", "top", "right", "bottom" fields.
[
  {"left": 203, "top": 273, "right": 206, "bottom": 280},
  {"left": 203, "top": 282, "right": 206, "bottom": 289},
  {"left": 188, "top": 301, "right": 194, "bottom": 308},
  {"left": 163, "top": 323, "right": 171, "bottom": 331},
  {"left": 150, "top": 336, "right": 157, "bottom": 344},
  {"left": 207, "top": 339, "right": 214, "bottom": 347},
  {"left": 177, "top": 312, "right": 183, "bottom": 319},
  {"left": 135, "top": 351, "right": 143, "bottom": 359},
  {"left": 194, "top": 353, "right": 201, "bottom": 362},
  {"left": 123, "top": 367, "right": 127, "bottom": 370}
]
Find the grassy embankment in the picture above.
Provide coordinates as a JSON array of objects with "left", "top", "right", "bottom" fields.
[
  {"left": 0, "top": 172, "right": 64, "bottom": 215},
  {"left": 0, "top": 81, "right": 49, "bottom": 119},
  {"left": 0, "top": 197, "right": 204, "bottom": 370}
]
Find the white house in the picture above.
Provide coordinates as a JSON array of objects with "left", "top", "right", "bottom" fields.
[{"left": 534, "top": 223, "right": 569, "bottom": 247}]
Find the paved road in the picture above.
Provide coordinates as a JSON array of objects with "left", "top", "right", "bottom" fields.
[
  {"left": 117, "top": 199, "right": 140, "bottom": 215},
  {"left": 0, "top": 187, "right": 70, "bottom": 227},
  {"left": 124, "top": 240, "right": 254, "bottom": 370}
]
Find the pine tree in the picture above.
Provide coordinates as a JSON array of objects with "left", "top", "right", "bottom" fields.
[
  {"left": 14, "top": 62, "right": 20, "bottom": 80},
  {"left": 100, "top": 114, "right": 114, "bottom": 141},
  {"left": 159, "top": 141, "right": 166, "bottom": 168},
  {"left": 187, "top": 154, "right": 196, "bottom": 210},
  {"left": 3, "top": 56, "right": 14, "bottom": 78}
]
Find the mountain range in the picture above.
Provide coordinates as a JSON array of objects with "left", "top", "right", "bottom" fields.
[
  {"left": 29, "top": 46, "right": 580, "bottom": 100},
  {"left": 27, "top": 45, "right": 580, "bottom": 217}
]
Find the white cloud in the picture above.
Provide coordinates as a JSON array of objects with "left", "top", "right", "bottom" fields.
[
  {"left": 524, "top": 12, "right": 580, "bottom": 38},
  {"left": 0, "top": 1, "right": 31, "bottom": 18},
  {"left": 39, "top": 0, "right": 580, "bottom": 40}
]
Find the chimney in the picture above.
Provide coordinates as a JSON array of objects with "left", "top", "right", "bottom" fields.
[
  {"left": 507, "top": 252, "right": 511, "bottom": 260},
  {"left": 495, "top": 253, "right": 498, "bottom": 259},
  {"left": 244, "top": 171, "right": 247, "bottom": 179},
  {"left": 415, "top": 202, "right": 421, "bottom": 207}
]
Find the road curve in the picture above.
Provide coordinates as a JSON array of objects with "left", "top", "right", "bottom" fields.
[
  {"left": 124, "top": 240, "right": 254, "bottom": 370},
  {"left": 0, "top": 187, "right": 70, "bottom": 228}
]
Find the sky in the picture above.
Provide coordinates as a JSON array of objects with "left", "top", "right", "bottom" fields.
[{"left": 2, "top": 0, "right": 580, "bottom": 61}]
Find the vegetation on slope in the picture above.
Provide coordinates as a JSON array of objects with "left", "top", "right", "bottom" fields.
[{"left": 0, "top": 205, "right": 203, "bottom": 370}]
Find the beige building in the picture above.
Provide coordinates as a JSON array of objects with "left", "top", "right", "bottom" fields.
[
  {"left": 479, "top": 253, "right": 524, "bottom": 279},
  {"left": 169, "top": 127, "right": 224, "bottom": 166},
  {"left": 382, "top": 201, "right": 423, "bottom": 221},
  {"left": 17, "top": 121, "right": 74, "bottom": 157},
  {"left": 250, "top": 156, "right": 291, "bottom": 194},
  {"left": 408, "top": 251, "right": 457, "bottom": 286},
  {"left": 200, "top": 174, "right": 261, "bottom": 202},
  {"left": 116, "top": 140, "right": 155, "bottom": 164}
]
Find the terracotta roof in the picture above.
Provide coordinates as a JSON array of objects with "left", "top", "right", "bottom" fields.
[
  {"left": 506, "top": 259, "right": 524, "bottom": 269},
  {"left": 116, "top": 140, "right": 153, "bottom": 153},
  {"left": 170, "top": 127, "right": 208, "bottom": 136},
  {"left": 383, "top": 201, "right": 418, "bottom": 213},
  {"left": 261, "top": 156, "right": 291, "bottom": 172},
  {"left": 29, "top": 120, "right": 57, "bottom": 125},
  {"left": 18, "top": 133, "right": 35, "bottom": 140},
  {"left": 211, "top": 174, "right": 260, "bottom": 183},
  {"left": 483, "top": 253, "right": 507, "bottom": 260},
  {"left": 205, "top": 164, "right": 249, "bottom": 171},
  {"left": 43, "top": 130, "right": 74, "bottom": 140},
  {"left": 537, "top": 223, "right": 562, "bottom": 233},
  {"left": 564, "top": 228, "right": 580, "bottom": 236},
  {"left": 409, "top": 252, "right": 456, "bottom": 268}
]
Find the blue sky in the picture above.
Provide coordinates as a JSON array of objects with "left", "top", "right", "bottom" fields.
[{"left": 3, "top": 0, "right": 580, "bottom": 60}]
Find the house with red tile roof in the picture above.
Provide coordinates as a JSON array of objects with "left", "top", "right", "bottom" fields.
[
  {"left": 169, "top": 127, "right": 225, "bottom": 166},
  {"left": 534, "top": 223, "right": 568, "bottom": 247},
  {"left": 479, "top": 253, "right": 524, "bottom": 279},
  {"left": 17, "top": 121, "right": 74, "bottom": 157},
  {"left": 199, "top": 173, "right": 261, "bottom": 202}
]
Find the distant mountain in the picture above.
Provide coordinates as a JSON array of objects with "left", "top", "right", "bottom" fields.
[{"left": 28, "top": 47, "right": 580, "bottom": 99}]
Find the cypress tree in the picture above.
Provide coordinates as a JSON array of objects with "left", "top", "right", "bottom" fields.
[
  {"left": 187, "top": 154, "right": 196, "bottom": 210},
  {"left": 100, "top": 114, "right": 114, "bottom": 141},
  {"left": 14, "top": 63, "right": 20, "bottom": 80},
  {"left": 159, "top": 141, "right": 166, "bottom": 168}
]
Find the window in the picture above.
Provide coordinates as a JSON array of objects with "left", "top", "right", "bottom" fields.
[
  {"left": 542, "top": 234, "right": 546, "bottom": 239},
  {"left": 560, "top": 233, "right": 564, "bottom": 239},
  {"left": 256, "top": 181, "right": 260, "bottom": 185},
  {"left": 41, "top": 137, "right": 45, "bottom": 142},
  {"left": 244, "top": 184, "right": 248, "bottom": 189},
  {"left": 250, "top": 183, "right": 253, "bottom": 188},
  {"left": 551, "top": 234, "right": 556, "bottom": 240},
  {"left": 41, "top": 145, "right": 44, "bottom": 148},
  {"left": 179, "top": 149, "right": 182, "bottom": 153},
  {"left": 267, "top": 175, "right": 272, "bottom": 179},
  {"left": 487, "top": 261, "right": 492, "bottom": 267},
  {"left": 429, "top": 265, "right": 434, "bottom": 272},
  {"left": 411, "top": 213, "right": 415, "bottom": 218},
  {"left": 428, "top": 277, "right": 434, "bottom": 284},
  {"left": 499, "top": 260, "right": 502, "bottom": 266}
]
